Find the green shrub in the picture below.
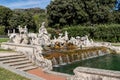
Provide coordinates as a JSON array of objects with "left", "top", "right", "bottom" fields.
[
  {"left": 62, "top": 24, "right": 120, "bottom": 42},
  {"left": 0, "top": 26, "right": 5, "bottom": 35},
  {"left": 47, "top": 28, "right": 57, "bottom": 38}
]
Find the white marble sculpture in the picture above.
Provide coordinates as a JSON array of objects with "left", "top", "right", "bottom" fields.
[
  {"left": 37, "top": 22, "right": 51, "bottom": 46},
  {"left": 34, "top": 46, "right": 52, "bottom": 70},
  {"left": 51, "top": 31, "right": 69, "bottom": 47},
  {"left": 18, "top": 25, "right": 28, "bottom": 34}
]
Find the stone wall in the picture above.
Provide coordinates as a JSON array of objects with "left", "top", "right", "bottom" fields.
[{"left": 68, "top": 67, "right": 120, "bottom": 80}]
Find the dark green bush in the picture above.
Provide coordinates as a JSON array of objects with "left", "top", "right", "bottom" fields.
[
  {"left": 0, "top": 26, "right": 5, "bottom": 35},
  {"left": 62, "top": 24, "right": 120, "bottom": 42}
]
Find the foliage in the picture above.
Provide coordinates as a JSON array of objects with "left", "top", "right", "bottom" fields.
[
  {"left": 33, "top": 13, "right": 46, "bottom": 32},
  {"left": 0, "top": 67, "right": 29, "bottom": 80},
  {"left": 0, "top": 6, "right": 46, "bottom": 33},
  {"left": 9, "top": 11, "right": 37, "bottom": 32},
  {"left": 0, "top": 26, "right": 5, "bottom": 35},
  {"left": 14, "top": 8, "right": 46, "bottom": 32},
  {"left": 47, "top": 28, "right": 57, "bottom": 38},
  {"left": 62, "top": 24, "right": 120, "bottom": 42},
  {"left": 47, "top": 0, "right": 117, "bottom": 28},
  {"left": 0, "top": 6, "right": 12, "bottom": 26}
]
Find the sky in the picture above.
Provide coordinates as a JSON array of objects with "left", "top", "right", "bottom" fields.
[{"left": 0, "top": 0, "right": 51, "bottom": 9}]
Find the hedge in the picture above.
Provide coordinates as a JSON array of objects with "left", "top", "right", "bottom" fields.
[{"left": 62, "top": 24, "right": 120, "bottom": 42}]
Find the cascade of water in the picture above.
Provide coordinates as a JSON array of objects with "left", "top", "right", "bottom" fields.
[
  {"left": 98, "top": 50, "right": 105, "bottom": 56},
  {"left": 66, "top": 55, "right": 71, "bottom": 64},
  {"left": 77, "top": 54, "right": 81, "bottom": 60},
  {"left": 52, "top": 57, "right": 59, "bottom": 67},
  {"left": 89, "top": 52, "right": 94, "bottom": 58},
  {"left": 86, "top": 52, "right": 88, "bottom": 57},
  {"left": 88, "top": 52, "right": 96, "bottom": 59},
  {"left": 91, "top": 52, "right": 95, "bottom": 58},
  {"left": 59, "top": 56, "right": 66, "bottom": 65},
  {"left": 88, "top": 52, "right": 91, "bottom": 57},
  {"left": 71, "top": 54, "right": 74, "bottom": 62},
  {"left": 93, "top": 52, "right": 97, "bottom": 57},
  {"left": 76, "top": 54, "right": 80, "bottom": 61},
  {"left": 86, "top": 53, "right": 88, "bottom": 58},
  {"left": 83, "top": 53, "right": 86, "bottom": 59},
  {"left": 74, "top": 55, "right": 77, "bottom": 61},
  {"left": 91, "top": 52, "right": 94, "bottom": 56},
  {"left": 81, "top": 53, "right": 85, "bottom": 60},
  {"left": 84, "top": 53, "right": 87, "bottom": 59},
  {"left": 106, "top": 49, "right": 110, "bottom": 54},
  {"left": 104, "top": 50, "right": 109, "bottom": 54},
  {"left": 86, "top": 52, "right": 89, "bottom": 59}
]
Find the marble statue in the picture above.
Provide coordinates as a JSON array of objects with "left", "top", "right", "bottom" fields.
[
  {"left": 51, "top": 31, "right": 69, "bottom": 48},
  {"left": 34, "top": 46, "right": 52, "bottom": 70},
  {"left": 18, "top": 25, "right": 28, "bottom": 34},
  {"left": 64, "top": 31, "right": 69, "bottom": 41},
  {"left": 21, "top": 34, "right": 29, "bottom": 44},
  {"left": 38, "top": 22, "right": 51, "bottom": 46},
  {"left": 8, "top": 26, "right": 29, "bottom": 44}
]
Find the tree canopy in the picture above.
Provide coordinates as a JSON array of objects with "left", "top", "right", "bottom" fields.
[
  {"left": 0, "top": 6, "right": 12, "bottom": 26},
  {"left": 47, "top": 0, "right": 117, "bottom": 28},
  {"left": 0, "top": 6, "right": 45, "bottom": 33},
  {"left": 9, "top": 11, "right": 36, "bottom": 32}
]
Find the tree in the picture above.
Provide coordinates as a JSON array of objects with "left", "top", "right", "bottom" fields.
[
  {"left": 9, "top": 11, "right": 37, "bottom": 32},
  {"left": 0, "top": 6, "right": 12, "bottom": 26},
  {"left": 47, "top": 0, "right": 116, "bottom": 28},
  {"left": 47, "top": 0, "right": 76, "bottom": 28}
]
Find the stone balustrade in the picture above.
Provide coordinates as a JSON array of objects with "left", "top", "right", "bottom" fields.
[{"left": 68, "top": 67, "right": 120, "bottom": 80}]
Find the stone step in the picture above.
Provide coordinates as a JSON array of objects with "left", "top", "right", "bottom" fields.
[
  {"left": 0, "top": 54, "right": 24, "bottom": 58},
  {"left": 19, "top": 66, "right": 38, "bottom": 71},
  {"left": 15, "top": 63, "right": 34, "bottom": 69},
  {"left": 2, "top": 58, "right": 29, "bottom": 63},
  {"left": 7, "top": 60, "right": 31, "bottom": 66},
  {"left": 0, "top": 55, "right": 26, "bottom": 61}
]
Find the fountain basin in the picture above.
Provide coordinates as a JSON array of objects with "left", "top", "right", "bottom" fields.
[
  {"left": 44, "top": 47, "right": 110, "bottom": 67},
  {"left": 53, "top": 54, "right": 120, "bottom": 75}
]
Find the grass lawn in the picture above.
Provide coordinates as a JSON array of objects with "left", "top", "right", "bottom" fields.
[
  {"left": 112, "top": 43, "right": 120, "bottom": 46},
  {"left": 0, "top": 38, "right": 9, "bottom": 43},
  {"left": 0, "top": 67, "right": 30, "bottom": 80},
  {"left": 0, "top": 48, "right": 13, "bottom": 52}
]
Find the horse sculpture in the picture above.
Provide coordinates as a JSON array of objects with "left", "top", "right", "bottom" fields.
[{"left": 18, "top": 25, "right": 28, "bottom": 34}]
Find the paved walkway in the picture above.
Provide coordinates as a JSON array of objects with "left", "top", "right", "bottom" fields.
[{"left": 28, "top": 68, "right": 66, "bottom": 80}]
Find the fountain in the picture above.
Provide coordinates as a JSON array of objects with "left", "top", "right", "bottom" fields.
[
  {"left": 59, "top": 56, "right": 66, "bottom": 65},
  {"left": 52, "top": 57, "right": 59, "bottom": 67},
  {"left": 66, "top": 55, "right": 71, "bottom": 64},
  {"left": 1, "top": 21, "right": 118, "bottom": 80},
  {"left": 1, "top": 22, "right": 53, "bottom": 71}
]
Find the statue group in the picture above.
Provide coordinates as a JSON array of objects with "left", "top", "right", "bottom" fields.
[
  {"left": 8, "top": 22, "right": 110, "bottom": 49},
  {"left": 8, "top": 22, "right": 51, "bottom": 46}
]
